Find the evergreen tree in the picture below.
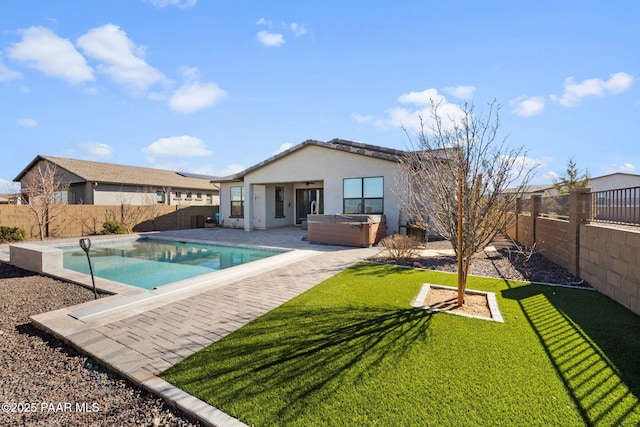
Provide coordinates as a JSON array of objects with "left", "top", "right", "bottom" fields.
[{"left": 553, "top": 158, "right": 590, "bottom": 194}]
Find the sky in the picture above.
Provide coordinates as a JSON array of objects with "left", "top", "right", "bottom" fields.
[{"left": 1, "top": 0, "right": 638, "bottom": 189}]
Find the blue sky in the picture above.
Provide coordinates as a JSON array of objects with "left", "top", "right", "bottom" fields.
[{"left": 1, "top": 0, "right": 638, "bottom": 188}]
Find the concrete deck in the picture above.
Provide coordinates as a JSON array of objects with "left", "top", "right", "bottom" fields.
[{"left": 23, "top": 227, "right": 378, "bottom": 427}]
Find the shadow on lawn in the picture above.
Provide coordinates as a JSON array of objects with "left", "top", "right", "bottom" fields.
[
  {"left": 164, "top": 305, "right": 433, "bottom": 425},
  {"left": 502, "top": 284, "right": 640, "bottom": 426}
]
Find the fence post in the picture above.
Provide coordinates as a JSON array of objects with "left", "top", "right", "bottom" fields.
[
  {"left": 568, "top": 188, "right": 590, "bottom": 276},
  {"left": 530, "top": 195, "right": 541, "bottom": 247}
]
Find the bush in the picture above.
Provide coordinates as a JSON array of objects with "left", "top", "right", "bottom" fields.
[
  {"left": 0, "top": 226, "right": 26, "bottom": 243},
  {"left": 101, "top": 220, "right": 128, "bottom": 235},
  {"left": 378, "top": 233, "right": 420, "bottom": 263}
]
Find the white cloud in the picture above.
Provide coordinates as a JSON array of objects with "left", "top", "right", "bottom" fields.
[
  {"left": 144, "top": 136, "right": 213, "bottom": 161},
  {"left": 77, "top": 24, "right": 165, "bottom": 92},
  {"left": 351, "top": 113, "right": 375, "bottom": 123},
  {"left": 443, "top": 85, "right": 476, "bottom": 100},
  {"left": 146, "top": 0, "right": 196, "bottom": 8},
  {"left": 605, "top": 163, "right": 636, "bottom": 174},
  {"left": 273, "top": 143, "right": 294, "bottom": 155},
  {"left": 168, "top": 81, "right": 226, "bottom": 114},
  {"left": 0, "top": 54, "right": 22, "bottom": 82},
  {"left": 257, "top": 30, "right": 285, "bottom": 47},
  {"left": 255, "top": 18, "right": 308, "bottom": 46},
  {"left": 290, "top": 23, "right": 307, "bottom": 37},
  {"left": 180, "top": 65, "right": 199, "bottom": 81},
  {"left": 372, "top": 88, "right": 465, "bottom": 133},
  {"left": 551, "top": 72, "right": 634, "bottom": 107},
  {"left": 353, "top": 88, "right": 468, "bottom": 133},
  {"left": 542, "top": 171, "right": 559, "bottom": 182},
  {"left": 17, "top": 118, "right": 38, "bottom": 128},
  {"left": 510, "top": 95, "right": 545, "bottom": 117},
  {"left": 397, "top": 88, "right": 445, "bottom": 106},
  {"left": 77, "top": 142, "right": 112, "bottom": 159},
  {"left": 7, "top": 26, "right": 93, "bottom": 84}
]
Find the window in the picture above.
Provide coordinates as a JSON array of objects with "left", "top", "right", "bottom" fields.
[
  {"left": 230, "top": 186, "right": 244, "bottom": 217},
  {"left": 343, "top": 177, "right": 383, "bottom": 214},
  {"left": 196, "top": 192, "right": 202, "bottom": 200},
  {"left": 156, "top": 190, "right": 165, "bottom": 204},
  {"left": 206, "top": 194, "right": 213, "bottom": 205},
  {"left": 275, "top": 187, "right": 285, "bottom": 218},
  {"left": 186, "top": 192, "right": 193, "bottom": 199},
  {"left": 175, "top": 191, "right": 182, "bottom": 199}
]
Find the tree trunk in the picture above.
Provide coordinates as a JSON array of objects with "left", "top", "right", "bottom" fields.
[{"left": 457, "top": 173, "right": 464, "bottom": 306}]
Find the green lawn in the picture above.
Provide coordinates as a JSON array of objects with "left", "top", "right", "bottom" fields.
[{"left": 161, "top": 262, "right": 640, "bottom": 426}]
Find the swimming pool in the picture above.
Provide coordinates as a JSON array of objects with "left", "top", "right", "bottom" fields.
[{"left": 60, "top": 238, "right": 285, "bottom": 290}]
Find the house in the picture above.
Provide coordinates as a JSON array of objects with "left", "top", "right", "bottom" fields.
[
  {"left": 514, "top": 172, "right": 640, "bottom": 198},
  {"left": 217, "top": 139, "right": 406, "bottom": 233},
  {"left": 14, "top": 155, "right": 219, "bottom": 206},
  {"left": 587, "top": 172, "right": 640, "bottom": 193}
]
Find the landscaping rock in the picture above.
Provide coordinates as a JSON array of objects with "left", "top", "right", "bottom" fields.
[{"left": 0, "top": 263, "right": 200, "bottom": 427}]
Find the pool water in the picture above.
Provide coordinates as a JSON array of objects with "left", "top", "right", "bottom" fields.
[{"left": 61, "top": 238, "right": 284, "bottom": 290}]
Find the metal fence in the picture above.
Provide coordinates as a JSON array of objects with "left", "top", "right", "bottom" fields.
[{"left": 591, "top": 186, "right": 640, "bottom": 226}]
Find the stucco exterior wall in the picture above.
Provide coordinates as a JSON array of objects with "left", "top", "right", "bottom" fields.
[
  {"left": 590, "top": 174, "right": 640, "bottom": 192},
  {"left": 218, "top": 181, "right": 245, "bottom": 229},
  {"left": 221, "top": 145, "right": 402, "bottom": 233},
  {"left": 91, "top": 184, "right": 218, "bottom": 206}
]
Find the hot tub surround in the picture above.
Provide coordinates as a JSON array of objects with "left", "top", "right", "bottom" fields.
[{"left": 306, "top": 214, "right": 386, "bottom": 247}]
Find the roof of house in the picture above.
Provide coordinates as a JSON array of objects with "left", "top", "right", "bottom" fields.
[
  {"left": 14, "top": 155, "right": 219, "bottom": 191},
  {"left": 502, "top": 184, "right": 554, "bottom": 194},
  {"left": 219, "top": 138, "right": 406, "bottom": 182}
]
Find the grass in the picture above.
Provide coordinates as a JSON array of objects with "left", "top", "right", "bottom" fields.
[{"left": 161, "top": 262, "right": 640, "bottom": 426}]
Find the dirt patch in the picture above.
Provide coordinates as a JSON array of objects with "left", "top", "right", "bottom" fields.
[{"left": 423, "top": 286, "right": 492, "bottom": 319}]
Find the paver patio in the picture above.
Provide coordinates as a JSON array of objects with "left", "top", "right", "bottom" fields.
[{"left": 27, "top": 227, "right": 377, "bottom": 426}]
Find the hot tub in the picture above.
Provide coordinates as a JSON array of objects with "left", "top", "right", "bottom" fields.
[{"left": 306, "top": 214, "right": 386, "bottom": 247}]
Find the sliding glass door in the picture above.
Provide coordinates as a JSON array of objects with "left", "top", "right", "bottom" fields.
[{"left": 296, "top": 188, "right": 323, "bottom": 224}]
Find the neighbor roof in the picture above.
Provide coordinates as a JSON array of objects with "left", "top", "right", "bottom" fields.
[
  {"left": 14, "top": 155, "right": 219, "bottom": 191},
  {"left": 219, "top": 138, "right": 406, "bottom": 182}
]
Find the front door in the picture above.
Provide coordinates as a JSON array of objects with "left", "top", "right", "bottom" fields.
[{"left": 296, "top": 188, "right": 323, "bottom": 224}]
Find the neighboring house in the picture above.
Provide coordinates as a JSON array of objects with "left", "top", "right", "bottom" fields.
[
  {"left": 513, "top": 172, "right": 640, "bottom": 198},
  {"left": 218, "top": 139, "right": 406, "bottom": 233},
  {"left": 587, "top": 172, "right": 640, "bottom": 193},
  {"left": 14, "top": 155, "right": 219, "bottom": 206}
]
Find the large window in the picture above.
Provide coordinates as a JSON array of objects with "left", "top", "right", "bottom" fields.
[
  {"left": 275, "top": 186, "right": 285, "bottom": 218},
  {"left": 343, "top": 177, "right": 383, "bottom": 214},
  {"left": 230, "top": 186, "right": 244, "bottom": 217}
]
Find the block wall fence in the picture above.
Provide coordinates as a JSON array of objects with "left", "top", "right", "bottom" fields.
[
  {"left": 0, "top": 204, "right": 219, "bottom": 240},
  {"left": 507, "top": 188, "right": 640, "bottom": 316}
]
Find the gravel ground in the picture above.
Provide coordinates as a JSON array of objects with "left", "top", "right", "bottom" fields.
[
  {"left": 372, "top": 238, "right": 591, "bottom": 287},
  {"left": 0, "top": 263, "right": 200, "bottom": 427}
]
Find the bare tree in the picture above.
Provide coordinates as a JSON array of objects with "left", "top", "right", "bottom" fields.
[
  {"left": 398, "top": 100, "right": 538, "bottom": 306},
  {"left": 21, "top": 162, "right": 70, "bottom": 240}
]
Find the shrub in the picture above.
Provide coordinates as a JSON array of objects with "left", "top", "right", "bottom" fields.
[
  {"left": 378, "top": 233, "right": 420, "bottom": 263},
  {"left": 101, "top": 220, "right": 128, "bottom": 235},
  {"left": 0, "top": 226, "right": 26, "bottom": 243}
]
